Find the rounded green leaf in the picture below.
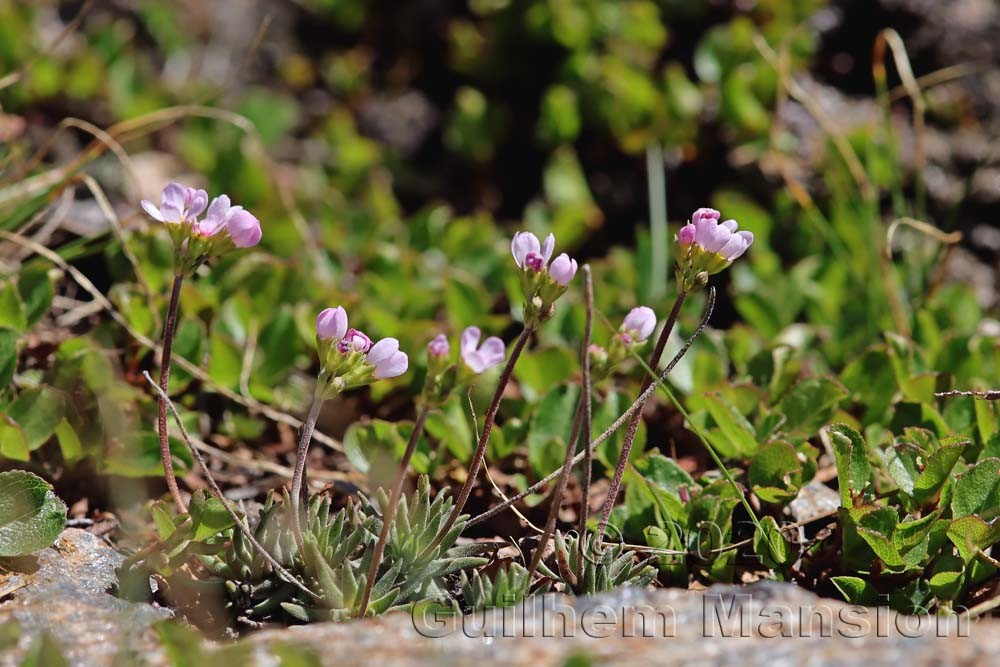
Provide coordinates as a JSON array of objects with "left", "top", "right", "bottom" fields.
[{"left": 0, "top": 470, "right": 67, "bottom": 557}]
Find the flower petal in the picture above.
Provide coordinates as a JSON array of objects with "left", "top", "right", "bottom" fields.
[
  {"left": 140, "top": 200, "right": 165, "bottom": 222},
  {"left": 478, "top": 336, "right": 506, "bottom": 370},
  {"left": 162, "top": 183, "right": 187, "bottom": 210},
  {"left": 187, "top": 188, "right": 209, "bottom": 218},
  {"left": 374, "top": 351, "right": 409, "bottom": 379},
  {"left": 226, "top": 210, "right": 262, "bottom": 248},
  {"left": 460, "top": 326, "right": 481, "bottom": 359},
  {"left": 726, "top": 231, "right": 754, "bottom": 260},
  {"left": 691, "top": 208, "right": 720, "bottom": 225},
  {"left": 316, "top": 307, "right": 348, "bottom": 340},
  {"left": 511, "top": 232, "right": 540, "bottom": 268},
  {"left": 540, "top": 233, "right": 555, "bottom": 264},
  {"left": 367, "top": 337, "right": 400, "bottom": 366}
]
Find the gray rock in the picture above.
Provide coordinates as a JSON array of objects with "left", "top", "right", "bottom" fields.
[
  {"left": 0, "top": 528, "right": 169, "bottom": 667},
  {"left": 3, "top": 531, "right": 1000, "bottom": 666},
  {"left": 240, "top": 584, "right": 1000, "bottom": 667}
]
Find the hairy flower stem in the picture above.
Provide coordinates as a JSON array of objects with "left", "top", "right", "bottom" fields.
[
  {"left": 596, "top": 290, "right": 687, "bottom": 543},
  {"left": 429, "top": 326, "right": 534, "bottom": 552},
  {"left": 526, "top": 394, "right": 585, "bottom": 581},
  {"left": 526, "top": 268, "right": 595, "bottom": 583},
  {"left": 289, "top": 393, "right": 325, "bottom": 552},
  {"left": 357, "top": 406, "right": 429, "bottom": 617},
  {"left": 157, "top": 274, "right": 187, "bottom": 511},
  {"left": 469, "top": 288, "right": 714, "bottom": 529},
  {"left": 143, "top": 371, "right": 318, "bottom": 601},
  {"left": 576, "top": 267, "right": 595, "bottom": 573}
]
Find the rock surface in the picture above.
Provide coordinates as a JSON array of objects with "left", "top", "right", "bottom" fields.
[
  {"left": 3, "top": 530, "right": 1000, "bottom": 666},
  {"left": 240, "top": 584, "right": 999, "bottom": 667},
  {"left": 0, "top": 528, "right": 168, "bottom": 666}
]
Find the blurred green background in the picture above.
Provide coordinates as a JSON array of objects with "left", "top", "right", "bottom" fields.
[{"left": 0, "top": 0, "right": 998, "bottom": 556}]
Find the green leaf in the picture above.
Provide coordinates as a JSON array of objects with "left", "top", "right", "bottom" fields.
[
  {"left": 855, "top": 506, "right": 904, "bottom": 569},
  {"left": 748, "top": 441, "right": 803, "bottom": 505},
  {"left": 151, "top": 501, "right": 177, "bottom": 540},
  {"left": 53, "top": 419, "right": 84, "bottom": 462},
  {"left": 344, "top": 419, "right": 409, "bottom": 479},
  {"left": 424, "top": 400, "right": 473, "bottom": 465},
  {"left": 633, "top": 455, "right": 692, "bottom": 524},
  {"left": 0, "top": 470, "right": 67, "bottom": 556},
  {"left": 885, "top": 332, "right": 936, "bottom": 403},
  {"left": 0, "top": 282, "right": 26, "bottom": 331},
  {"left": 187, "top": 490, "right": 236, "bottom": 541},
  {"left": 753, "top": 515, "right": 792, "bottom": 567},
  {"left": 703, "top": 392, "right": 757, "bottom": 457},
  {"left": 594, "top": 390, "right": 645, "bottom": 472},
  {"left": 823, "top": 423, "right": 871, "bottom": 507},
  {"left": 885, "top": 444, "right": 921, "bottom": 497},
  {"left": 946, "top": 515, "right": 1000, "bottom": 562},
  {"left": 831, "top": 576, "right": 880, "bottom": 605},
  {"left": 16, "top": 266, "right": 54, "bottom": 326},
  {"left": 514, "top": 347, "right": 576, "bottom": 402},
  {"left": 779, "top": 377, "right": 847, "bottom": 433},
  {"left": 0, "top": 327, "right": 17, "bottom": 387},
  {"left": 893, "top": 509, "right": 941, "bottom": 554},
  {"left": 951, "top": 458, "right": 1000, "bottom": 519},
  {"left": 0, "top": 418, "right": 29, "bottom": 461},
  {"left": 527, "top": 384, "right": 580, "bottom": 478},
  {"left": 928, "top": 554, "right": 966, "bottom": 602},
  {"left": 911, "top": 441, "right": 966, "bottom": 505},
  {"left": 5, "top": 386, "right": 64, "bottom": 450}
]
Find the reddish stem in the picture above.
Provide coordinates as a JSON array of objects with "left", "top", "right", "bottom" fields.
[
  {"left": 157, "top": 274, "right": 186, "bottom": 511},
  {"left": 427, "top": 325, "right": 533, "bottom": 552},
  {"left": 357, "top": 406, "right": 429, "bottom": 617},
  {"left": 595, "top": 290, "right": 687, "bottom": 543}
]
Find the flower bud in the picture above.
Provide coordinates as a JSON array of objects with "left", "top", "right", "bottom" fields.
[
  {"left": 226, "top": 210, "right": 263, "bottom": 248},
  {"left": 316, "top": 306, "right": 348, "bottom": 341},
  {"left": 548, "top": 253, "right": 578, "bottom": 286},
  {"left": 338, "top": 328, "right": 373, "bottom": 354},
  {"left": 620, "top": 306, "right": 656, "bottom": 343},
  {"left": 427, "top": 334, "right": 450, "bottom": 358}
]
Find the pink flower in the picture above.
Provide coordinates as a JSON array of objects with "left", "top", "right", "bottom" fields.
[
  {"left": 460, "top": 326, "right": 506, "bottom": 374},
  {"left": 548, "top": 253, "right": 578, "bottom": 286},
  {"left": 367, "top": 338, "right": 409, "bottom": 379},
  {"left": 677, "top": 223, "right": 696, "bottom": 247},
  {"left": 141, "top": 182, "right": 208, "bottom": 224},
  {"left": 691, "top": 213, "right": 753, "bottom": 261},
  {"left": 338, "top": 328, "right": 373, "bottom": 354},
  {"left": 691, "top": 208, "right": 720, "bottom": 225},
  {"left": 226, "top": 209, "right": 263, "bottom": 248},
  {"left": 316, "top": 307, "right": 348, "bottom": 341},
  {"left": 511, "top": 232, "right": 554, "bottom": 270},
  {"left": 196, "top": 195, "right": 241, "bottom": 238},
  {"left": 620, "top": 306, "right": 656, "bottom": 343},
  {"left": 427, "top": 334, "right": 450, "bottom": 358}
]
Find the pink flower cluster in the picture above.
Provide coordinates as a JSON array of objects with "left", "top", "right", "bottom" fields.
[
  {"left": 142, "top": 183, "right": 262, "bottom": 248},
  {"left": 316, "top": 306, "right": 408, "bottom": 379},
  {"left": 511, "top": 232, "right": 577, "bottom": 286},
  {"left": 427, "top": 327, "right": 505, "bottom": 374},
  {"left": 677, "top": 208, "right": 752, "bottom": 262}
]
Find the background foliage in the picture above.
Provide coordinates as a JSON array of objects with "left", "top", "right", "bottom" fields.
[{"left": 0, "top": 0, "right": 998, "bottom": 624}]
